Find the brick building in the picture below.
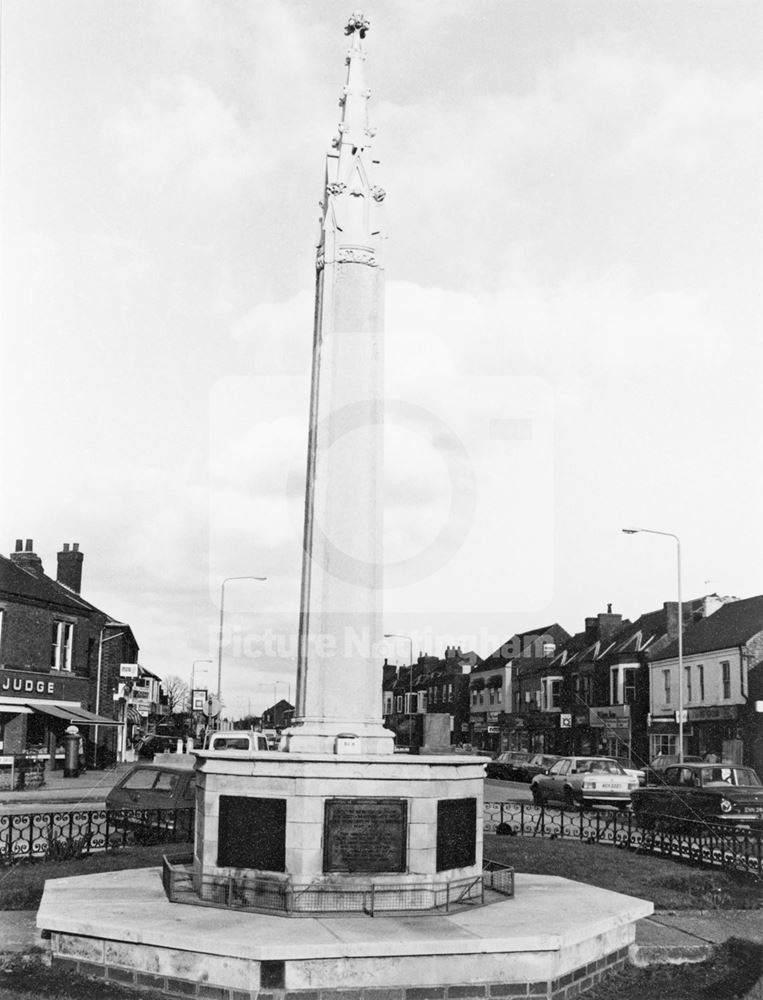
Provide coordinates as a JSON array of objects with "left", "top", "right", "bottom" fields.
[{"left": 0, "top": 538, "right": 140, "bottom": 770}]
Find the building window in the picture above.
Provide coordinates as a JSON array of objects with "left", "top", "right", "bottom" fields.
[
  {"left": 448, "top": 683, "right": 453, "bottom": 702},
  {"left": 395, "top": 695, "right": 403, "bottom": 714},
  {"left": 383, "top": 692, "right": 393, "bottom": 715},
  {"left": 610, "top": 665, "right": 638, "bottom": 705},
  {"left": 663, "top": 669, "right": 671, "bottom": 704},
  {"left": 51, "top": 621, "right": 74, "bottom": 671},
  {"left": 650, "top": 734, "right": 676, "bottom": 759},
  {"left": 697, "top": 664, "right": 704, "bottom": 702},
  {"left": 419, "top": 691, "right": 427, "bottom": 714},
  {"left": 404, "top": 693, "right": 418, "bottom": 714},
  {"left": 623, "top": 668, "right": 637, "bottom": 705},
  {"left": 721, "top": 661, "right": 731, "bottom": 700},
  {"left": 471, "top": 688, "right": 478, "bottom": 706},
  {"left": 541, "top": 676, "right": 562, "bottom": 712},
  {"left": 685, "top": 665, "right": 692, "bottom": 704}
]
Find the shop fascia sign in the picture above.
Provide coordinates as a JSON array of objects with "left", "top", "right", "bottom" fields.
[
  {"left": 120, "top": 663, "right": 139, "bottom": 678},
  {"left": 0, "top": 668, "right": 84, "bottom": 698},
  {"left": 589, "top": 705, "right": 630, "bottom": 728}
]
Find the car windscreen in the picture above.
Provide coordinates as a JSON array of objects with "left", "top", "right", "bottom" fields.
[
  {"left": 701, "top": 767, "right": 761, "bottom": 787},
  {"left": 576, "top": 760, "right": 623, "bottom": 774}
]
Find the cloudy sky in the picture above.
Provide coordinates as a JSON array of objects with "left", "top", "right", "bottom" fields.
[{"left": 2, "top": 1, "right": 760, "bottom": 719}]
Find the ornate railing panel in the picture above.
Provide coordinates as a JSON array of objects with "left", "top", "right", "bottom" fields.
[{"left": 0, "top": 807, "right": 193, "bottom": 864}]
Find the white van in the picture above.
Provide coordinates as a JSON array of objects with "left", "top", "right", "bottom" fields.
[{"left": 204, "top": 730, "right": 269, "bottom": 752}]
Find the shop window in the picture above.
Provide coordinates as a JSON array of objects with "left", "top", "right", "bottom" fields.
[{"left": 650, "top": 734, "right": 676, "bottom": 759}]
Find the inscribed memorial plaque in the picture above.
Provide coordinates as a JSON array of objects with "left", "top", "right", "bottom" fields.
[
  {"left": 436, "top": 798, "right": 476, "bottom": 871},
  {"left": 323, "top": 798, "right": 407, "bottom": 873},
  {"left": 217, "top": 796, "right": 286, "bottom": 871}
]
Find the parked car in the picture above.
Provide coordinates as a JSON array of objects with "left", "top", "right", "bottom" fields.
[
  {"left": 614, "top": 757, "right": 646, "bottom": 786},
  {"left": 203, "top": 730, "right": 270, "bottom": 752},
  {"left": 643, "top": 754, "right": 703, "bottom": 785},
  {"left": 135, "top": 734, "right": 183, "bottom": 759},
  {"left": 106, "top": 761, "right": 197, "bottom": 813},
  {"left": 485, "top": 751, "right": 532, "bottom": 781},
  {"left": 631, "top": 763, "right": 763, "bottom": 830},
  {"left": 530, "top": 756, "right": 638, "bottom": 809},
  {"left": 514, "top": 754, "right": 560, "bottom": 783}
]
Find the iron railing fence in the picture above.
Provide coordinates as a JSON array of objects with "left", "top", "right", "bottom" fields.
[
  {"left": 0, "top": 807, "right": 193, "bottom": 864},
  {"left": 162, "top": 855, "right": 514, "bottom": 916},
  {"left": 484, "top": 800, "right": 763, "bottom": 879},
  {"left": 1, "top": 800, "right": 760, "bottom": 881}
]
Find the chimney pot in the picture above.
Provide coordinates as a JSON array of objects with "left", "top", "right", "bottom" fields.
[
  {"left": 15, "top": 539, "right": 22, "bottom": 552},
  {"left": 607, "top": 603, "right": 612, "bottom": 613},
  {"left": 73, "top": 542, "right": 79, "bottom": 552},
  {"left": 63, "top": 543, "right": 70, "bottom": 552},
  {"left": 25, "top": 539, "right": 33, "bottom": 551}
]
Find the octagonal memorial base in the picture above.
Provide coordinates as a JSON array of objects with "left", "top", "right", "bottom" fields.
[
  {"left": 37, "top": 867, "right": 652, "bottom": 998},
  {"left": 190, "top": 750, "right": 490, "bottom": 911}
]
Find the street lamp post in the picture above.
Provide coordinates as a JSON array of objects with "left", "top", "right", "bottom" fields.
[
  {"left": 217, "top": 576, "right": 267, "bottom": 729},
  {"left": 385, "top": 633, "right": 415, "bottom": 747},
  {"left": 93, "top": 629, "right": 125, "bottom": 768},
  {"left": 623, "top": 527, "right": 684, "bottom": 763}
]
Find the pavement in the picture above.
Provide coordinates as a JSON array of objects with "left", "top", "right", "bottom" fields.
[{"left": 0, "top": 761, "right": 137, "bottom": 809}]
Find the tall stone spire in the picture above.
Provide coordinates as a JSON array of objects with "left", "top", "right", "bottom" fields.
[
  {"left": 317, "top": 9, "right": 385, "bottom": 271},
  {"left": 284, "top": 11, "right": 393, "bottom": 755}
]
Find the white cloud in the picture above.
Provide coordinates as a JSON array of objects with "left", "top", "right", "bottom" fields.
[{"left": 102, "top": 75, "right": 269, "bottom": 197}]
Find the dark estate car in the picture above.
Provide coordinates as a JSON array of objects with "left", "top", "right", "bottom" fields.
[
  {"left": 106, "top": 762, "right": 197, "bottom": 812},
  {"left": 485, "top": 751, "right": 532, "bottom": 781},
  {"left": 514, "top": 754, "right": 560, "bottom": 783},
  {"left": 631, "top": 763, "right": 763, "bottom": 829}
]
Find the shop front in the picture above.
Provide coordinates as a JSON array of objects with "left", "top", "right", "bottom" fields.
[{"left": 0, "top": 669, "right": 120, "bottom": 787}]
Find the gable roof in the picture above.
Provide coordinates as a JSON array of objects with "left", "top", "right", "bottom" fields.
[
  {"left": 652, "top": 595, "right": 763, "bottom": 661},
  {"left": 0, "top": 554, "right": 93, "bottom": 615}
]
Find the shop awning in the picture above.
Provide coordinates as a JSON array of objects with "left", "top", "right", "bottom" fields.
[
  {"left": 25, "top": 702, "right": 122, "bottom": 726},
  {"left": 0, "top": 701, "right": 33, "bottom": 714}
]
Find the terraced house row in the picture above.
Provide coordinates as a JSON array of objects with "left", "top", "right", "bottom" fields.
[{"left": 383, "top": 593, "right": 763, "bottom": 776}]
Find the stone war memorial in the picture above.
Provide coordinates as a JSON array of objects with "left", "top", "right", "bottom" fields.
[{"left": 37, "top": 12, "right": 652, "bottom": 998}]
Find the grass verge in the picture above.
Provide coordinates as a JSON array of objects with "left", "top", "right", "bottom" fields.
[
  {"left": 484, "top": 833, "right": 760, "bottom": 910},
  {"left": 0, "top": 845, "right": 187, "bottom": 910}
]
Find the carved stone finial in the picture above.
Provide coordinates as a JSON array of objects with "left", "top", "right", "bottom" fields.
[{"left": 345, "top": 10, "right": 370, "bottom": 38}]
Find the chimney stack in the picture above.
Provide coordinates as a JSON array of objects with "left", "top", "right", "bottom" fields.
[
  {"left": 57, "top": 542, "right": 83, "bottom": 593},
  {"left": 9, "top": 538, "right": 45, "bottom": 577}
]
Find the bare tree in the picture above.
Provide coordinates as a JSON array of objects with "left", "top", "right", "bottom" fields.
[{"left": 163, "top": 675, "right": 189, "bottom": 715}]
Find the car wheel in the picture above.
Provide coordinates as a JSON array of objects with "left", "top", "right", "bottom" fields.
[
  {"left": 563, "top": 787, "right": 576, "bottom": 810},
  {"left": 531, "top": 785, "right": 545, "bottom": 807}
]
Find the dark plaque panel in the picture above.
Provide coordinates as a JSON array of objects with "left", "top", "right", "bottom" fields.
[
  {"left": 217, "top": 796, "right": 286, "bottom": 871},
  {"left": 436, "top": 798, "right": 476, "bottom": 871},
  {"left": 323, "top": 798, "right": 407, "bottom": 873}
]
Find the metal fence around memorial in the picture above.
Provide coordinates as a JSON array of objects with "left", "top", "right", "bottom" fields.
[
  {"left": 0, "top": 807, "right": 194, "bottom": 863},
  {"left": 483, "top": 800, "right": 763, "bottom": 879},
  {"left": 162, "top": 856, "right": 515, "bottom": 916}
]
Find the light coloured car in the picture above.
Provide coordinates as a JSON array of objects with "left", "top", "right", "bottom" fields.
[{"left": 530, "top": 756, "right": 639, "bottom": 810}]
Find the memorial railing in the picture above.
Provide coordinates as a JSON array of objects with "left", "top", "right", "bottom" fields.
[{"left": 162, "top": 856, "right": 515, "bottom": 916}]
